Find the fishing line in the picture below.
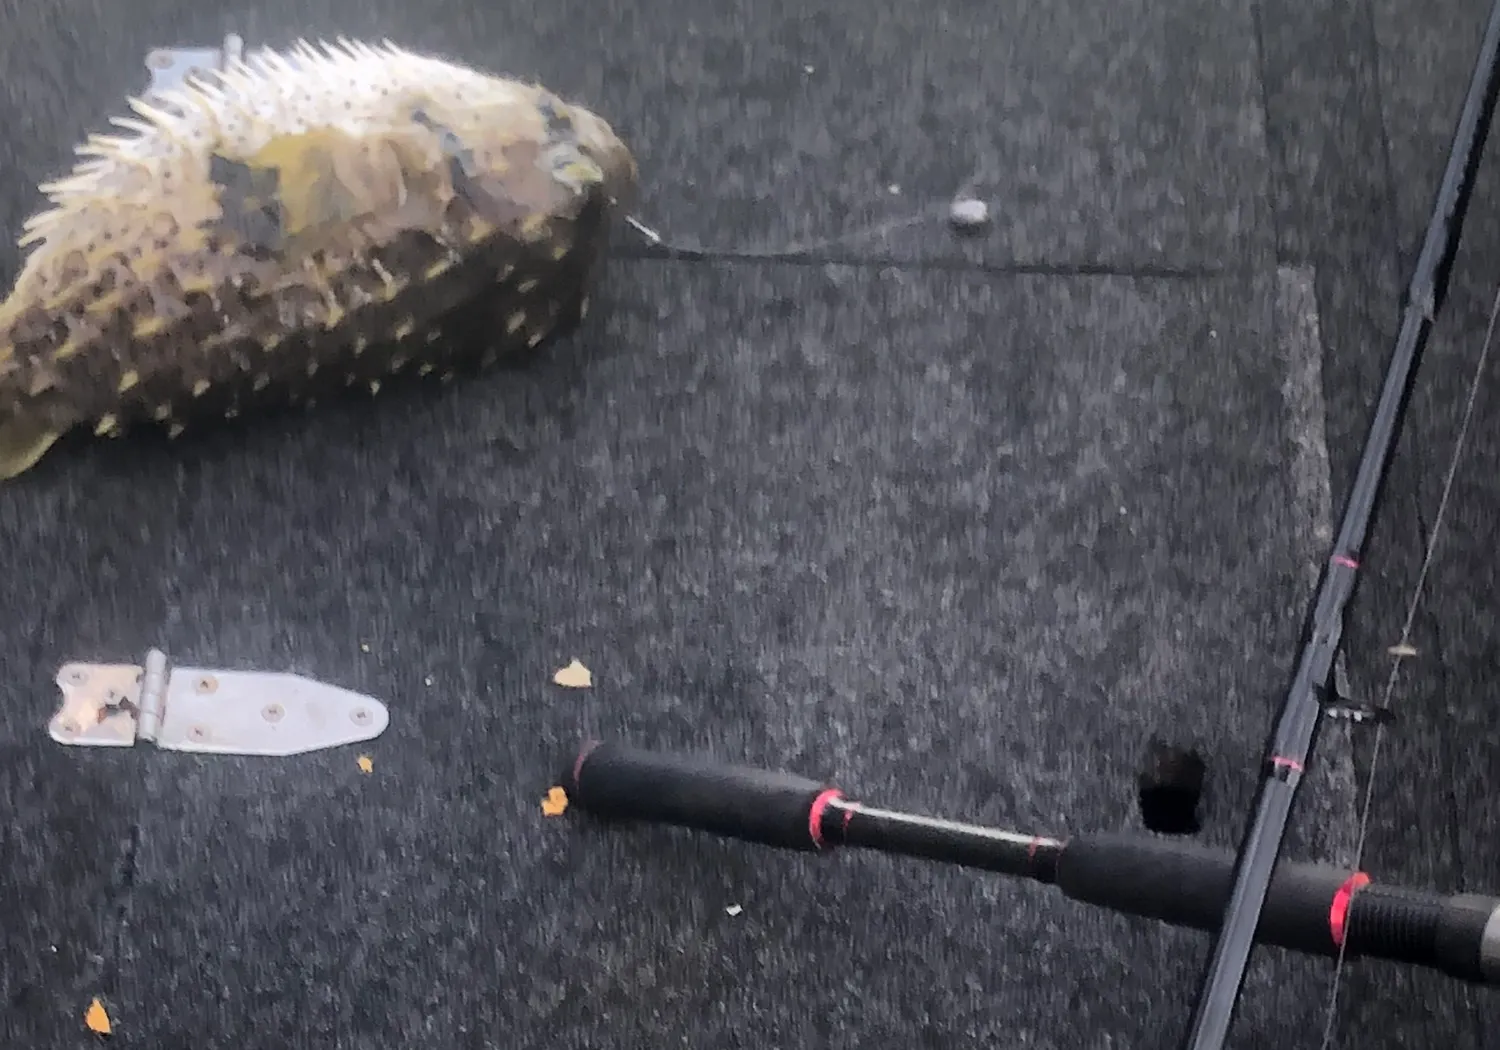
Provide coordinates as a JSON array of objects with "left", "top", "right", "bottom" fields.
[
  {"left": 624, "top": 206, "right": 948, "bottom": 259},
  {"left": 1316, "top": 274, "right": 1500, "bottom": 1050},
  {"left": 616, "top": 201, "right": 1221, "bottom": 278}
]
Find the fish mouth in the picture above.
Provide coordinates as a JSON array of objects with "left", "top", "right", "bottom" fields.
[{"left": 567, "top": 108, "right": 640, "bottom": 215}]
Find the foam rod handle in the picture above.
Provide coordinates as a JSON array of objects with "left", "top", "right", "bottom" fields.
[
  {"left": 1057, "top": 832, "right": 1500, "bottom": 982},
  {"left": 1057, "top": 833, "right": 1355, "bottom": 954},
  {"left": 562, "top": 741, "right": 838, "bottom": 851}
]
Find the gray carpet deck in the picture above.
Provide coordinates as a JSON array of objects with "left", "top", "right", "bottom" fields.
[{"left": 1, "top": 1, "right": 1497, "bottom": 1047}]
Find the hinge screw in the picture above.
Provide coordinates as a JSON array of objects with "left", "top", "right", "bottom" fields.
[
  {"left": 351, "top": 708, "right": 372, "bottom": 727},
  {"left": 188, "top": 725, "right": 209, "bottom": 742},
  {"left": 262, "top": 703, "right": 284, "bottom": 722},
  {"left": 195, "top": 675, "right": 218, "bottom": 694}
]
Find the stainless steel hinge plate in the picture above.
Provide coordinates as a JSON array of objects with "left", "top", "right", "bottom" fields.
[
  {"left": 142, "top": 33, "right": 244, "bottom": 100},
  {"left": 49, "top": 648, "right": 390, "bottom": 756}
]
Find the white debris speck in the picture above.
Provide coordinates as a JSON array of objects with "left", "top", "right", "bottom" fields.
[
  {"left": 725, "top": 904, "right": 743, "bottom": 916},
  {"left": 949, "top": 197, "right": 991, "bottom": 232}
]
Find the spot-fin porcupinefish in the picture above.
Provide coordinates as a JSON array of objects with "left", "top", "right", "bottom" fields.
[{"left": 0, "top": 37, "right": 637, "bottom": 481}]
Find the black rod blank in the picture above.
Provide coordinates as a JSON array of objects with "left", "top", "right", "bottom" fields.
[
  {"left": 561, "top": 741, "right": 1500, "bottom": 987},
  {"left": 1182, "top": 2, "right": 1500, "bottom": 1045}
]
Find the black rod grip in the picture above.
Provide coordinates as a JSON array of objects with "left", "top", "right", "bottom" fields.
[
  {"left": 1058, "top": 832, "right": 1500, "bottom": 982},
  {"left": 563, "top": 741, "right": 840, "bottom": 851}
]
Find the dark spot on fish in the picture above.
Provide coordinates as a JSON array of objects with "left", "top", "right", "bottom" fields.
[
  {"left": 412, "top": 108, "right": 481, "bottom": 179},
  {"left": 123, "top": 290, "right": 152, "bottom": 319},
  {"left": 42, "top": 318, "right": 69, "bottom": 350},
  {"left": 56, "top": 251, "right": 91, "bottom": 286},
  {"left": 447, "top": 155, "right": 486, "bottom": 210},
  {"left": 208, "top": 153, "right": 285, "bottom": 254},
  {"left": 537, "top": 95, "right": 575, "bottom": 141},
  {"left": 447, "top": 141, "right": 563, "bottom": 232},
  {"left": 446, "top": 158, "right": 539, "bottom": 232},
  {"left": 441, "top": 135, "right": 479, "bottom": 178}
]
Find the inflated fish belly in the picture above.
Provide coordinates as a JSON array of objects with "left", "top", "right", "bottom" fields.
[{"left": 0, "top": 38, "right": 638, "bottom": 480}]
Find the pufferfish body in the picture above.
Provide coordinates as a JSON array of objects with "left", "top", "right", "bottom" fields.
[{"left": 0, "top": 37, "right": 637, "bottom": 480}]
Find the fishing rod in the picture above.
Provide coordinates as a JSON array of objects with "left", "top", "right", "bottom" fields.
[
  {"left": 553, "top": 17, "right": 1500, "bottom": 1036},
  {"left": 553, "top": 9, "right": 1500, "bottom": 1041},
  {"left": 557, "top": 740, "right": 1500, "bottom": 988},
  {"left": 1181, "top": 1, "right": 1500, "bottom": 1047}
]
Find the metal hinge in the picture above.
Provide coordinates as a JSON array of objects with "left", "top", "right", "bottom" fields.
[
  {"left": 49, "top": 648, "right": 390, "bottom": 756},
  {"left": 141, "top": 33, "right": 245, "bottom": 101}
]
